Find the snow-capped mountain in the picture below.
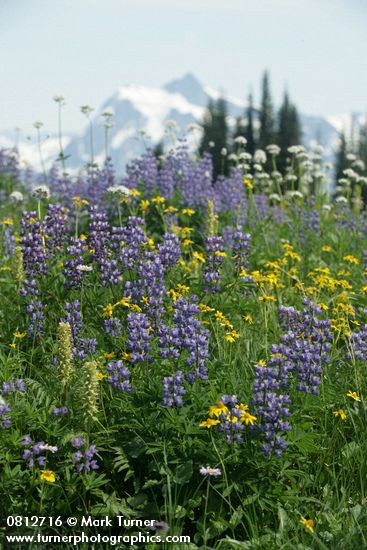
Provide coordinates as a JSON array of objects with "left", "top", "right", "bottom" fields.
[{"left": 0, "top": 73, "right": 365, "bottom": 173}]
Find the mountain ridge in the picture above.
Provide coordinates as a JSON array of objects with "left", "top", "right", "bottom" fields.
[{"left": 0, "top": 73, "right": 363, "bottom": 173}]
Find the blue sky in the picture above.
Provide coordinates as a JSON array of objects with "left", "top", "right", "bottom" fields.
[{"left": 1, "top": 0, "right": 367, "bottom": 135}]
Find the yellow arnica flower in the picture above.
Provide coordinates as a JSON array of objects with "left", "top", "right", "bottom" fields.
[
  {"left": 259, "top": 295, "right": 276, "bottom": 302},
  {"left": 243, "top": 178, "right": 253, "bottom": 190},
  {"left": 40, "top": 470, "right": 56, "bottom": 483},
  {"left": 72, "top": 196, "right": 89, "bottom": 208},
  {"left": 199, "top": 418, "right": 220, "bottom": 428},
  {"left": 225, "top": 330, "right": 240, "bottom": 343},
  {"left": 300, "top": 517, "right": 314, "bottom": 533},
  {"left": 347, "top": 390, "right": 361, "bottom": 402},
  {"left": 238, "top": 405, "right": 257, "bottom": 425},
  {"left": 243, "top": 314, "right": 253, "bottom": 324},
  {"left": 193, "top": 251, "right": 205, "bottom": 263},
  {"left": 182, "top": 208, "right": 195, "bottom": 216},
  {"left": 103, "top": 304, "right": 114, "bottom": 317},
  {"left": 208, "top": 401, "right": 228, "bottom": 417},
  {"left": 14, "top": 331, "right": 26, "bottom": 339},
  {"left": 322, "top": 245, "right": 331, "bottom": 252},
  {"left": 343, "top": 255, "right": 359, "bottom": 265},
  {"left": 152, "top": 195, "right": 165, "bottom": 204},
  {"left": 97, "top": 372, "right": 107, "bottom": 380},
  {"left": 333, "top": 408, "right": 347, "bottom": 420},
  {"left": 2, "top": 218, "right": 14, "bottom": 225},
  {"left": 140, "top": 199, "right": 150, "bottom": 211},
  {"left": 9, "top": 343, "right": 16, "bottom": 349}
]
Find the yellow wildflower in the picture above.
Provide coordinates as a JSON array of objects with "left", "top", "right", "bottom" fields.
[
  {"left": 130, "top": 188, "right": 141, "bottom": 197},
  {"left": 259, "top": 295, "right": 276, "bottom": 302},
  {"left": 182, "top": 208, "right": 195, "bottom": 216},
  {"left": 225, "top": 330, "right": 240, "bottom": 343},
  {"left": 243, "top": 314, "right": 253, "bottom": 324},
  {"left": 103, "top": 304, "right": 114, "bottom": 317},
  {"left": 300, "top": 517, "right": 314, "bottom": 533},
  {"left": 100, "top": 352, "right": 115, "bottom": 360},
  {"left": 333, "top": 408, "right": 347, "bottom": 420},
  {"left": 9, "top": 343, "right": 16, "bottom": 349},
  {"left": 243, "top": 178, "right": 253, "bottom": 190},
  {"left": 322, "top": 245, "right": 331, "bottom": 252},
  {"left": 140, "top": 199, "right": 150, "bottom": 212},
  {"left": 40, "top": 470, "right": 56, "bottom": 483},
  {"left": 214, "top": 250, "right": 227, "bottom": 258},
  {"left": 72, "top": 196, "right": 89, "bottom": 208},
  {"left": 97, "top": 372, "right": 108, "bottom": 380},
  {"left": 199, "top": 418, "right": 220, "bottom": 428},
  {"left": 346, "top": 391, "right": 361, "bottom": 402},
  {"left": 208, "top": 401, "right": 228, "bottom": 417},
  {"left": 238, "top": 405, "right": 257, "bottom": 426},
  {"left": 14, "top": 331, "right": 26, "bottom": 339},
  {"left": 182, "top": 238, "right": 194, "bottom": 246},
  {"left": 193, "top": 251, "right": 205, "bottom": 263},
  {"left": 116, "top": 297, "right": 131, "bottom": 308},
  {"left": 130, "top": 304, "right": 142, "bottom": 313},
  {"left": 152, "top": 195, "right": 165, "bottom": 204},
  {"left": 164, "top": 206, "right": 178, "bottom": 213},
  {"left": 343, "top": 255, "right": 359, "bottom": 265},
  {"left": 2, "top": 218, "right": 14, "bottom": 225}
]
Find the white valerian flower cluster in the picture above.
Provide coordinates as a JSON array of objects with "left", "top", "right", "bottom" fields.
[
  {"left": 32, "top": 185, "right": 51, "bottom": 199},
  {"left": 286, "top": 190, "right": 304, "bottom": 199},
  {"left": 266, "top": 144, "right": 281, "bottom": 156},
  {"left": 234, "top": 136, "right": 247, "bottom": 146},
  {"left": 107, "top": 185, "right": 132, "bottom": 197},
  {"left": 10, "top": 191, "right": 24, "bottom": 203},
  {"left": 76, "top": 264, "right": 93, "bottom": 272},
  {"left": 254, "top": 149, "right": 267, "bottom": 164}
]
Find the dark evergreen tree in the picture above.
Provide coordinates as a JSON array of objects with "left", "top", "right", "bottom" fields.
[
  {"left": 277, "top": 91, "right": 302, "bottom": 173},
  {"left": 259, "top": 71, "right": 274, "bottom": 149},
  {"left": 358, "top": 119, "right": 367, "bottom": 204},
  {"left": 199, "top": 96, "right": 229, "bottom": 177},
  {"left": 335, "top": 130, "right": 349, "bottom": 185},
  {"left": 244, "top": 92, "right": 256, "bottom": 156},
  {"left": 358, "top": 119, "right": 367, "bottom": 169}
]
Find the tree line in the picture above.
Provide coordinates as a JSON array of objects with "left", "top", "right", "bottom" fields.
[{"left": 199, "top": 70, "right": 302, "bottom": 177}]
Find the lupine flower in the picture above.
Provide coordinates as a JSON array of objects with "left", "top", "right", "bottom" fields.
[
  {"left": 106, "top": 361, "right": 131, "bottom": 392},
  {"left": 200, "top": 396, "right": 256, "bottom": 444},
  {"left": 126, "top": 313, "right": 152, "bottom": 363},
  {"left": 53, "top": 406, "right": 68, "bottom": 417},
  {"left": 162, "top": 370, "right": 186, "bottom": 407},
  {"left": 103, "top": 316, "right": 122, "bottom": 337},
  {"left": 72, "top": 441, "right": 99, "bottom": 473},
  {"left": 0, "top": 397, "right": 12, "bottom": 428},
  {"left": 2, "top": 379, "right": 26, "bottom": 395},
  {"left": 21, "top": 437, "right": 56, "bottom": 467},
  {"left": 203, "top": 235, "right": 226, "bottom": 293}
]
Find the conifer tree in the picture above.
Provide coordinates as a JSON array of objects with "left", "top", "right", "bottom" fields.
[
  {"left": 244, "top": 92, "right": 256, "bottom": 156},
  {"left": 259, "top": 71, "right": 274, "bottom": 149},
  {"left": 277, "top": 91, "right": 302, "bottom": 173},
  {"left": 200, "top": 97, "right": 229, "bottom": 177},
  {"left": 335, "top": 130, "right": 349, "bottom": 185}
]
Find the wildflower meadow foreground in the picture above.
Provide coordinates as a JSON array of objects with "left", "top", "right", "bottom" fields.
[{"left": 1, "top": 141, "right": 367, "bottom": 549}]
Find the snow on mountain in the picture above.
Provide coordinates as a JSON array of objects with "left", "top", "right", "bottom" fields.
[{"left": 1, "top": 73, "right": 365, "bottom": 174}]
